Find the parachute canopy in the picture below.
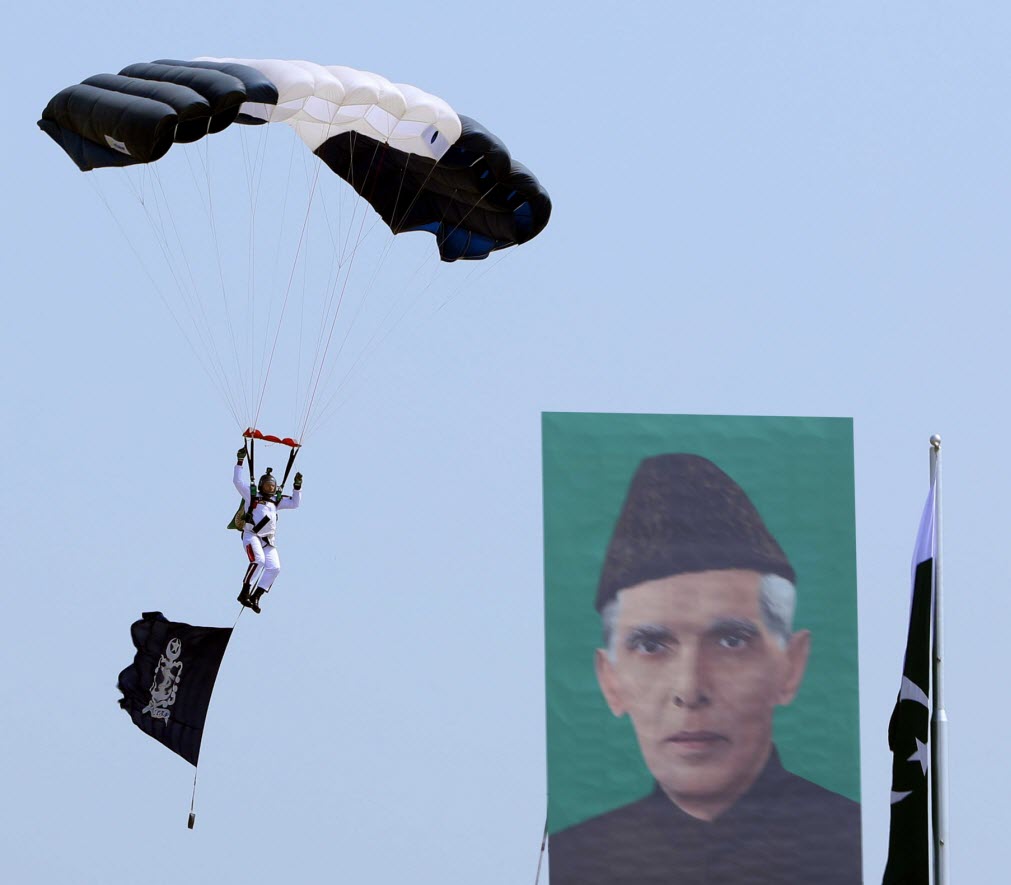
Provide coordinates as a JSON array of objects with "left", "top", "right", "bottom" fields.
[{"left": 39, "top": 58, "right": 551, "bottom": 260}]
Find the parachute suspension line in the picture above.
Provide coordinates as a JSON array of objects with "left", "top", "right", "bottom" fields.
[
  {"left": 356, "top": 177, "right": 460, "bottom": 331},
  {"left": 313, "top": 231, "right": 428, "bottom": 431},
  {"left": 336, "top": 133, "right": 372, "bottom": 262},
  {"left": 388, "top": 142, "right": 446, "bottom": 236},
  {"left": 239, "top": 125, "right": 274, "bottom": 423},
  {"left": 196, "top": 137, "right": 250, "bottom": 427},
  {"left": 370, "top": 153, "right": 452, "bottom": 319},
  {"left": 173, "top": 142, "right": 247, "bottom": 424},
  {"left": 303, "top": 167, "right": 514, "bottom": 441},
  {"left": 439, "top": 180, "right": 502, "bottom": 254},
  {"left": 307, "top": 139, "right": 361, "bottom": 333},
  {"left": 300, "top": 239, "right": 437, "bottom": 441},
  {"left": 254, "top": 115, "right": 361, "bottom": 436},
  {"left": 337, "top": 154, "right": 450, "bottom": 397},
  {"left": 295, "top": 216, "right": 308, "bottom": 441},
  {"left": 366, "top": 151, "right": 437, "bottom": 299},
  {"left": 116, "top": 169, "right": 207, "bottom": 349},
  {"left": 297, "top": 230, "right": 399, "bottom": 441},
  {"left": 307, "top": 173, "right": 517, "bottom": 438},
  {"left": 293, "top": 138, "right": 329, "bottom": 435},
  {"left": 147, "top": 162, "right": 246, "bottom": 421},
  {"left": 300, "top": 138, "right": 350, "bottom": 431},
  {"left": 256, "top": 128, "right": 339, "bottom": 440},
  {"left": 86, "top": 175, "right": 244, "bottom": 428},
  {"left": 300, "top": 157, "right": 449, "bottom": 440},
  {"left": 283, "top": 132, "right": 303, "bottom": 401},
  {"left": 251, "top": 131, "right": 304, "bottom": 429},
  {"left": 267, "top": 132, "right": 301, "bottom": 325},
  {"left": 292, "top": 235, "right": 350, "bottom": 438},
  {"left": 386, "top": 152, "right": 414, "bottom": 233},
  {"left": 299, "top": 131, "right": 381, "bottom": 394},
  {"left": 240, "top": 126, "right": 258, "bottom": 422},
  {"left": 435, "top": 248, "right": 514, "bottom": 315},
  {"left": 284, "top": 139, "right": 329, "bottom": 434},
  {"left": 121, "top": 165, "right": 210, "bottom": 343},
  {"left": 289, "top": 134, "right": 380, "bottom": 438},
  {"left": 377, "top": 155, "right": 508, "bottom": 322},
  {"left": 295, "top": 137, "right": 390, "bottom": 440},
  {"left": 240, "top": 120, "right": 272, "bottom": 221},
  {"left": 148, "top": 166, "right": 211, "bottom": 324},
  {"left": 251, "top": 141, "right": 328, "bottom": 433},
  {"left": 309, "top": 262, "right": 517, "bottom": 447},
  {"left": 379, "top": 176, "right": 504, "bottom": 340}
]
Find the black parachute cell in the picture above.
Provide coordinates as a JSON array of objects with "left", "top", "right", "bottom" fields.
[
  {"left": 117, "top": 611, "right": 232, "bottom": 766},
  {"left": 81, "top": 74, "right": 212, "bottom": 144},
  {"left": 38, "top": 60, "right": 273, "bottom": 171},
  {"left": 39, "top": 83, "right": 180, "bottom": 170},
  {"left": 117, "top": 63, "right": 247, "bottom": 134},
  {"left": 314, "top": 115, "right": 552, "bottom": 261},
  {"left": 151, "top": 59, "right": 280, "bottom": 124}
]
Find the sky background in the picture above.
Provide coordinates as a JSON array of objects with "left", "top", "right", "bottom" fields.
[{"left": 3, "top": 2, "right": 1008, "bottom": 882}]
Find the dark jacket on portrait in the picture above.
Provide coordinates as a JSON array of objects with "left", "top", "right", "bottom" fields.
[{"left": 549, "top": 749, "right": 862, "bottom": 885}]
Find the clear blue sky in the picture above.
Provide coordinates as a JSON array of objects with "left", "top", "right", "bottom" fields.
[{"left": 4, "top": 3, "right": 1009, "bottom": 882}]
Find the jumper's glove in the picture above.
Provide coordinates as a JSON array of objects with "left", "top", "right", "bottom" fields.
[
  {"left": 293, "top": 472, "right": 303, "bottom": 490},
  {"left": 236, "top": 446, "right": 247, "bottom": 465}
]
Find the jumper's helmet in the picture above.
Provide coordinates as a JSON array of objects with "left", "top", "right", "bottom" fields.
[{"left": 258, "top": 468, "right": 278, "bottom": 497}]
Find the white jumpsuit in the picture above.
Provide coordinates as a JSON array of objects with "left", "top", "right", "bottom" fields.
[{"left": 233, "top": 464, "right": 301, "bottom": 591}]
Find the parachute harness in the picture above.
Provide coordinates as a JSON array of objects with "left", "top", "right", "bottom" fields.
[{"left": 240, "top": 435, "right": 301, "bottom": 526}]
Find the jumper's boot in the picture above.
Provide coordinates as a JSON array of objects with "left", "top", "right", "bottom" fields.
[
  {"left": 249, "top": 586, "right": 267, "bottom": 614},
  {"left": 238, "top": 562, "right": 258, "bottom": 608}
]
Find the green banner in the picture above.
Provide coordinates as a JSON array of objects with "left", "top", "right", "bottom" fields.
[{"left": 544, "top": 413, "right": 861, "bottom": 884}]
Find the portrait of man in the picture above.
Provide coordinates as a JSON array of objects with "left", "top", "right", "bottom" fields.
[{"left": 543, "top": 416, "right": 862, "bottom": 885}]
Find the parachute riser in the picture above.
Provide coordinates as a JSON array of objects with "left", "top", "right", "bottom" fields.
[
  {"left": 277, "top": 445, "right": 301, "bottom": 495},
  {"left": 245, "top": 438, "right": 254, "bottom": 486}
]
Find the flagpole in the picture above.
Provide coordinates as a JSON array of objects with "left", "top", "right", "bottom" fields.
[{"left": 929, "top": 434, "right": 948, "bottom": 885}]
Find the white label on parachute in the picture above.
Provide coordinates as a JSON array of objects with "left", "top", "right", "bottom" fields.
[
  {"left": 142, "top": 637, "right": 184, "bottom": 722},
  {"left": 104, "top": 134, "right": 131, "bottom": 156}
]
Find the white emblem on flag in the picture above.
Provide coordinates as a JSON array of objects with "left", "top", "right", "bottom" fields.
[{"left": 142, "top": 637, "right": 184, "bottom": 722}]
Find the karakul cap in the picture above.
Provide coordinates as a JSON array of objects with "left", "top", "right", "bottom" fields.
[{"left": 596, "top": 454, "right": 795, "bottom": 611}]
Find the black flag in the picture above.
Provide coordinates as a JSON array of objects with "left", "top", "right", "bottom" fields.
[
  {"left": 882, "top": 482, "right": 935, "bottom": 885},
  {"left": 117, "top": 612, "right": 232, "bottom": 766}
]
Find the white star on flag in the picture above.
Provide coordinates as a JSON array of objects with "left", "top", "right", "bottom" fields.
[{"left": 908, "top": 737, "right": 929, "bottom": 777}]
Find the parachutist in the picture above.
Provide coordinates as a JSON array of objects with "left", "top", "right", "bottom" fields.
[{"left": 233, "top": 452, "right": 302, "bottom": 613}]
